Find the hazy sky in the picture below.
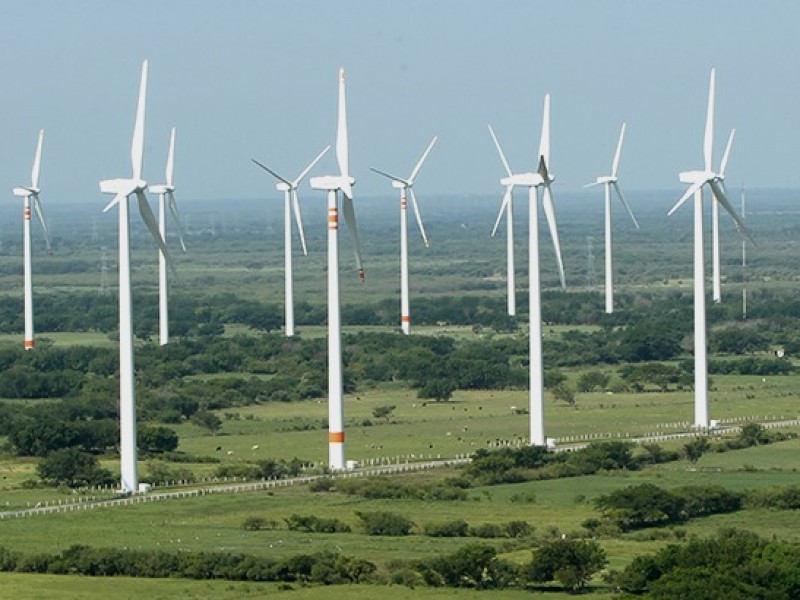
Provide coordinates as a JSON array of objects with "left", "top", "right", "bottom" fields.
[{"left": 1, "top": 1, "right": 799, "bottom": 205}]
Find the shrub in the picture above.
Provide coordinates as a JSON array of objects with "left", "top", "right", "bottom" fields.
[
  {"left": 355, "top": 511, "right": 414, "bottom": 536},
  {"left": 423, "top": 520, "right": 469, "bottom": 537}
]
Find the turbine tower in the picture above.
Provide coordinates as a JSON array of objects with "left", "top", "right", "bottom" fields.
[
  {"left": 252, "top": 145, "right": 330, "bottom": 337},
  {"left": 149, "top": 127, "right": 187, "bottom": 346},
  {"left": 585, "top": 123, "right": 639, "bottom": 313},
  {"left": 310, "top": 68, "right": 365, "bottom": 470},
  {"left": 12, "top": 129, "right": 52, "bottom": 350},
  {"left": 370, "top": 136, "right": 437, "bottom": 334},
  {"left": 487, "top": 125, "right": 518, "bottom": 317},
  {"left": 99, "top": 60, "right": 171, "bottom": 494},
  {"left": 490, "top": 95, "right": 566, "bottom": 446},
  {"left": 668, "top": 68, "right": 749, "bottom": 429}
]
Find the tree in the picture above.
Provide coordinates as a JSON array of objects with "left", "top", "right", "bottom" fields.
[
  {"left": 372, "top": 405, "right": 396, "bottom": 421},
  {"left": 417, "top": 379, "right": 454, "bottom": 402},
  {"left": 551, "top": 384, "right": 576, "bottom": 407},
  {"left": 682, "top": 437, "right": 711, "bottom": 466},
  {"left": 525, "top": 538, "right": 607, "bottom": 591},
  {"left": 138, "top": 425, "right": 179, "bottom": 454},
  {"left": 577, "top": 370, "right": 611, "bottom": 392},
  {"left": 594, "top": 483, "right": 685, "bottom": 530},
  {"left": 191, "top": 410, "right": 223, "bottom": 436},
  {"left": 738, "top": 423, "right": 767, "bottom": 447},
  {"left": 37, "top": 448, "right": 114, "bottom": 488}
]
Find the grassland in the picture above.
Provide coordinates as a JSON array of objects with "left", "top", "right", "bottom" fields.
[{"left": 2, "top": 194, "right": 800, "bottom": 597}]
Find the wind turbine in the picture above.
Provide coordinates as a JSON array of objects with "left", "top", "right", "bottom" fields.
[
  {"left": 667, "top": 68, "right": 749, "bottom": 429},
  {"left": 585, "top": 123, "right": 640, "bottom": 314},
  {"left": 149, "top": 127, "right": 187, "bottom": 346},
  {"left": 252, "top": 145, "right": 330, "bottom": 337},
  {"left": 491, "top": 95, "right": 566, "bottom": 447},
  {"left": 487, "top": 124, "right": 518, "bottom": 317},
  {"left": 99, "top": 59, "right": 171, "bottom": 494},
  {"left": 12, "top": 129, "right": 52, "bottom": 350},
  {"left": 310, "top": 68, "right": 365, "bottom": 470},
  {"left": 370, "top": 136, "right": 437, "bottom": 335}
]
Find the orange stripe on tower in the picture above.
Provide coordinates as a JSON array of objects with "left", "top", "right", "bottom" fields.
[
  {"left": 24, "top": 340, "right": 35, "bottom": 349},
  {"left": 401, "top": 316, "right": 410, "bottom": 323},
  {"left": 328, "top": 431, "right": 345, "bottom": 443},
  {"left": 328, "top": 209, "right": 338, "bottom": 230},
  {"left": 24, "top": 208, "right": 31, "bottom": 220}
]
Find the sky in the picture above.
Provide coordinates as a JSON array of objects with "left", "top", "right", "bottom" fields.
[{"left": 1, "top": 0, "right": 799, "bottom": 206}]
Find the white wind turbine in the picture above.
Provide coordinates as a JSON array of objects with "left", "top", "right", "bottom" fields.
[
  {"left": 12, "top": 129, "right": 52, "bottom": 350},
  {"left": 487, "top": 124, "right": 518, "bottom": 317},
  {"left": 668, "top": 68, "right": 749, "bottom": 429},
  {"left": 252, "top": 145, "right": 330, "bottom": 337},
  {"left": 149, "top": 127, "right": 187, "bottom": 346},
  {"left": 370, "top": 136, "right": 437, "bottom": 335},
  {"left": 310, "top": 68, "right": 365, "bottom": 470},
  {"left": 491, "top": 95, "right": 566, "bottom": 446},
  {"left": 585, "top": 123, "right": 640, "bottom": 314},
  {"left": 99, "top": 60, "right": 171, "bottom": 494}
]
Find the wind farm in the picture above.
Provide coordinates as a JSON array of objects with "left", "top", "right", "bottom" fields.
[{"left": 4, "top": 2, "right": 800, "bottom": 598}]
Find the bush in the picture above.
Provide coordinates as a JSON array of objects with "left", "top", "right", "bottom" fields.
[
  {"left": 469, "top": 523, "right": 505, "bottom": 538},
  {"left": 285, "top": 514, "right": 351, "bottom": 533},
  {"left": 524, "top": 538, "right": 607, "bottom": 591},
  {"left": 423, "top": 520, "right": 469, "bottom": 537},
  {"left": 356, "top": 511, "right": 414, "bottom": 536}
]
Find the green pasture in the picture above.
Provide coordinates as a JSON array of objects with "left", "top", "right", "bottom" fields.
[{"left": 0, "top": 573, "right": 611, "bottom": 600}]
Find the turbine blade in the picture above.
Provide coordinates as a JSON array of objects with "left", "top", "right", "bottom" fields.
[
  {"left": 611, "top": 122, "right": 626, "bottom": 178},
  {"left": 719, "top": 129, "right": 735, "bottom": 176},
  {"left": 710, "top": 180, "right": 755, "bottom": 244},
  {"left": 167, "top": 191, "right": 187, "bottom": 252},
  {"left": 131, "top": 60, "right": 148, "bottom": 181},
  {"left": 491, "top": 186, "right": 511, "bottom": 237},
  {"left": 291, "top": 188, "right": 308, "bottom": 256},
  {"left": 542, "top": 185, "right": 566, "bottom": 289},
  {"left": 369, "top": 167, "right": 407, "bottom": 185},
  {"left": 612, "top": 181, "right": 640, "bottom": 229},
  {"left": 165, "top": 127, "right": 176, "bottom": 186},
  {"left": 251, "top": 158, "right": 291, "bottom": 186},
  {"left": 668, "top": 180, "right": 705, "bottom": 216},
  {"left": 32, "top": 196, "right": 52, "bottom": 253},
  {"left": 136, "top": 190, "right": 171, "bottom": 265},
  {"left": 32, "top": 129, "right": 44, "bottom": 189},
  {"left": 487, "top": 124, "right": 513, "bottom": 177},
  {"left": 538, "top": 94, "right": 551, "bottom": 167},
  {"left": 293, "top": 145, "right": 331, "bottom": 187},
  {"left": 703, "top": 68, "right": 715, "bottom": 172},
  {"left": 102, "top": 193, "right": 125, "bottom": 213},
  {"left": 409, "top": 188, "right": 430, "bottom": 248},
  {"left": 336, "top": 68, "right": 349, "bottom": 181},
  {"left": 341, "top": 195, "right": 365, "bottom": 280},
  {"left": 408, "top": 135, "right": 438, "bottom": 182},
  {"left": 583, "top": 181, "right": 603, "bottom": 188}
]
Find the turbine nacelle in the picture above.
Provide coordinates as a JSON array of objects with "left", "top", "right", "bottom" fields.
[
  {"left": 149, "top": 184, "right": 174, "bottom": 195},
  {"left": 310, "top": 175, "right": 355, "bottom": 192},
  {"left": 500, "top": 173, "right": 544, "bottom": 187},
  {"left": 276, "top": 181, "right": 292, "bottom": 192},
  {"left": 100, "top": 178, "right": 147, "bottom": 196},
  {"left": 679, "top": 170, "right": 714, "bottom": 185},
  {"left": 13, "top": 187, "right": 39, "bottom": 198},
  {"left": 592, "top": 175, "right": 617, "bottom": 185},
  {"left": 391, "top": 180, "right": 410, "bottom": 190}
]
